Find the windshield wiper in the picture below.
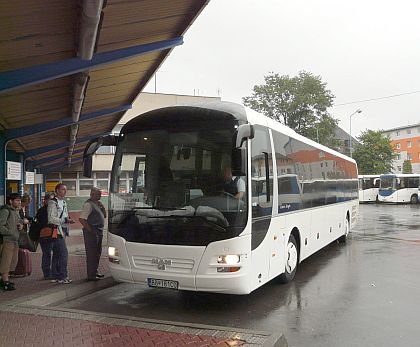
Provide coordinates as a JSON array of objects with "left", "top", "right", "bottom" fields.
[
  {"left": 149, "top": 215, "right": 228, "bottom": 232},
  {"left": 131, "top": 206, "right": 187, "bottom": 211}
]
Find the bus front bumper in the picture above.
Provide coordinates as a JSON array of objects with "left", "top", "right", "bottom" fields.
[{"left": 107, "top": 232, "right": 252, "bottom": 295}]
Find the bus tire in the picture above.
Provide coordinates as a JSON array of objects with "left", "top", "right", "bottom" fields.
[
  {"left": 278, "top": 234, "right": 298, "bottom": 284},
  {"left": 338, "top": 217, "right": 350, "bottom": 243},
  {"left": 410, "top": 194, "right": 418, "bottom": 204}
]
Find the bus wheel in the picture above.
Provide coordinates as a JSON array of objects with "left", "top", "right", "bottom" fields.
[
  {"left": 410, "top": 194, "right": 418, "bottom": 204},
  {"left": 338, "top": 218, "right": 350, "bottom": 243},
  {"left": 278, "top": 234, "right": 298, "bottom": 284}
]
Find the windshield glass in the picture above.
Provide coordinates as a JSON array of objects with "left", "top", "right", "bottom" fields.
[
  {"left": 109, "top": 119, "right": 248, "bottom": 246},
  {"left": 380, "top": 176, "right": 395, "bottom": 190}
]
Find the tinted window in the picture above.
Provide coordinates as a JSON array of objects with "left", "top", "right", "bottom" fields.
[
  {"left": 251, "top": 126, "right": 273, "bottom": 218},
  {"left": 272, "top": 130, "right": 358, "bottom": 212},
  {"left": 408, "top": 177, "right": 419, "bottom": 188}
]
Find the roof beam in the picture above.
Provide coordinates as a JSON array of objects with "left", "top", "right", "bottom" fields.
[
  {"left": 24, "top": 132, "right": 110, "bottom": 158},
  {"left": 31, "top": 149, "right": 84, "bottom": 167},
  {"left": 0, "top": 37, "right": 183, "bottom": 93},
  {"left": 5, "top": 104, "right": 130, "bottom": 140},
  {"left": 39, "top": 157, "right": 84, "bottom": 174}
]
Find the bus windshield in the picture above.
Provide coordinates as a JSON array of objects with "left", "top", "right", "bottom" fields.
[
  {"left": 380, "top": 176, "right": 395, "bottom": 190},
  {"left": 108, "top": 121, "right": 248, "bottom": 246}
]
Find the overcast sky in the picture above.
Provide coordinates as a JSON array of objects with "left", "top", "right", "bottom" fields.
[{"left": 143, "top": 0, "right": 420, "bottom": 137}]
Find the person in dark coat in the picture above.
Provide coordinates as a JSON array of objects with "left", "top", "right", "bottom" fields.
[{"left": 37, "top": 193, "right": 55, "bottom": 279}]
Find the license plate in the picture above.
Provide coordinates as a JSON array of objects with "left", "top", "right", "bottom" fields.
[{"left": 147, "top": 278, "right": 179, "bottom": 290}]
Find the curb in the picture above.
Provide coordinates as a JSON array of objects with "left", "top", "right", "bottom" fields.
[{"left": 6, "top": 276, "right": 116, "bottom": 307}]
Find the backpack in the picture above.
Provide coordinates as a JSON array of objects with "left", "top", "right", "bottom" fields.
[
  {"left": 29, "top": 205, "right": 48, "bottom": 241},
  {"left": 0, "top": 205, "right": 10, "bottom": 244}
]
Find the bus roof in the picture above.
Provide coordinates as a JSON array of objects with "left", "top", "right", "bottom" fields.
[
  {"left": 380, "top": 173, "right": 420, "bottom": 178},
  {"left": 122, "top": 101, "right": 357, "bottom": 167}
]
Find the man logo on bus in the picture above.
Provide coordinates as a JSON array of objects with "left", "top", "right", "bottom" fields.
[{"left": 151, "top": 258, "right": 172, "bottom": 270}]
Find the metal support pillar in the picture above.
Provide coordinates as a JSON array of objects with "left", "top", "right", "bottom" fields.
[{"left": 0, "top": 135, "right": 6, "bottom": 204}]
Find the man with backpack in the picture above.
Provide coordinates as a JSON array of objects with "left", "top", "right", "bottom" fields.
[
  {"left": 0, "top": 193, "right": 23, "bottom": 291},
  {"left": 48, "top": 184, "right": 75, "bottom": 284}
]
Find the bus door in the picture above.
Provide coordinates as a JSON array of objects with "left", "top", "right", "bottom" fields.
[{"left": 250, "top": 126, "right": 273, "bottom": 285}]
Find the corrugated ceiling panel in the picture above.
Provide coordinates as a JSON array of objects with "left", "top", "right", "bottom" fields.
[
  {"left": 77, "top": 116, "right": 121, "bottom": 137},
  {"left": 19, "top": 128, "right": 69, "bottom": 147},
  {"left": 96, "top": 0, "right": 199, "bottom": 52},
  {"left": 0, "top": 0, "right": 77, "bottom": 70},
  {"left": 0, "top": 0, "right": 209, "bottom": 169},
  {"left": 32, "top": 149, "right": 68, "bottom": 162},
  {"left": 38, "top": 157, "right": 67, "bottom": 168},
  {"left": 89, "top": 54, "right": 160, "bottom": 81},
  {"left": 0, "top": 78, "right": 72, "bottom": 128}
]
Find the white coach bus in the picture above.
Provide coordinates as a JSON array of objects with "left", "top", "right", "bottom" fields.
[
  {"left": 83, "top": 102, "right": 359, "bottom": 294},
  {"left": 378, "top": 174, "right": 420, "bottom": 204},
  {"left": 358, "top": 175, "right": 380, "bottom": 203}
]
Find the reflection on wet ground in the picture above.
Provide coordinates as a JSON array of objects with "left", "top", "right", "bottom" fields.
[{"left": 62, "top": 204, "right": 420, "bottom": 347}]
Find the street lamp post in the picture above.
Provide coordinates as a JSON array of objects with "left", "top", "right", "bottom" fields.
[{"left": 349, "top": 109, "right": 362, "bottom": 158}]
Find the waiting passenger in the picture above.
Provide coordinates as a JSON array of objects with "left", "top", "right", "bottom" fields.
[{"left": 0, "top": 193, "right": 23, "bottom": 291}]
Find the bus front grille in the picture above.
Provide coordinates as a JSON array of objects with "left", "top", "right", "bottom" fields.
[{"left": 132, "top": 255, "right": 195, "bottom": 273}]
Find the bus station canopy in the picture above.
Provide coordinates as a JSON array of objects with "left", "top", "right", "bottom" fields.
[{"left": 0, "top": 0, "right": 209, "bottom": 173}]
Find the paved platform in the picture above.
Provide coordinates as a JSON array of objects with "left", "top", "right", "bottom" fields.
[{"left": 0, "top": 230, "right": 287, "bottom": 347}]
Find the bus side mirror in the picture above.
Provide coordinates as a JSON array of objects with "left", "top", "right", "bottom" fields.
[
  {"left": 83, "top": 156, "right": 93, "bottom": 178},
  {"left": 235, "top": 124, "right": 254, "bottom": 148},
  {"left": 83, "top": 135, "right": 118, "bottom": 178}
]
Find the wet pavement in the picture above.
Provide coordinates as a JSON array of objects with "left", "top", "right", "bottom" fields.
[
  {"left": 59, "top": 204, "right": 420, "bottom": 347},
  {"left": 0, "top": 229, "right": 275, "bottom": 347}
]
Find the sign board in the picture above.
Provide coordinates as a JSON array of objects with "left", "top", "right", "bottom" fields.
[
  {"left": 25, "top": 171, "right": 35, "bottom": 184},
  {"left": 6, "top": 161, "right": 22, "bottom": 180},
  {"left": 8, "top": 182, "right": 18, "bottom": 193},
  {"left": 46, "top": 181, "right": 59, "bottom": 192},
  {"left": 35, "top": 174, "right": 44, "bottom": 184}
]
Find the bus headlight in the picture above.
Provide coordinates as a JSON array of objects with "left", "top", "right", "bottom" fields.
[
  {"left": 218, "top": 254, "right": 240, "bottom": 265},
  {"left": 108, "top": 247, "right": 119, "bottom": 257},
  {"left": 217, "top": 254, "right": 241, "bottom": 273},
  {"left": 108, "top": 247, "right": 120, "bottom": 263}
]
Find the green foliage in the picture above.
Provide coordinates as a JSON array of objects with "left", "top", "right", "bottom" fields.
[
  {"left": 402, "top": 160, "right": 413, "bottom": 174},
  {"left": 352, "top": 130, "right": 397, "bottom": 174},
  {"left": 243, "top": 71, "right": 337, "bottom": 146}
]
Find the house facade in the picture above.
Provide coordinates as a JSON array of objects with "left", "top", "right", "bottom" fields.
[{"left": 382, "top": 124, "right": 420, "bottom": 174}]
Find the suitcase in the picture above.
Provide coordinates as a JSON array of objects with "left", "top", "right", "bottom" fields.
[{"left": 14, "top": 248, "right": 32, "bottom": 276}]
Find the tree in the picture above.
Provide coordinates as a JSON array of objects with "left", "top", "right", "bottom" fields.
[
  {"left": 243, "top": 71, "right": 338, "bottom": 147},
  {"left": 402, "top": 160, "right": 413, "bottom": 174},
  {"left": 352, "top": 130, "right": 397, "bottom": 174}
]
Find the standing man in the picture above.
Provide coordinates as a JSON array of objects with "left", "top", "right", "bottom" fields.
[
  {"left": 48, "top": 184, "right": 75, "bottom": 284},
  {"left": 0, "top": 194, "right": 23, "bottom": 291},
  {"left": 37, "top": 193, "right": 55, "bottom": 279},
  {"left": 79, "top": 187, "right": 106, "bottom": 281}
]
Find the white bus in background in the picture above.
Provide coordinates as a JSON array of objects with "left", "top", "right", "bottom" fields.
[
  {"left": 83, "top": 102, "right": 359, "bottom": 294},
  {"left": 358, "top": 175, "right": 380, "bottom": 203},
  {"left": 378, "top": 174, "right": 420, "bottom": 204}
]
